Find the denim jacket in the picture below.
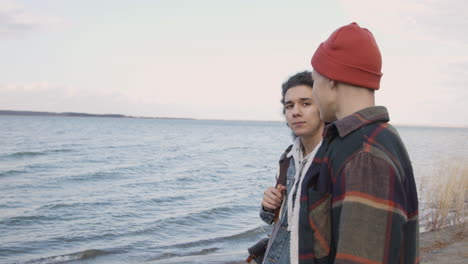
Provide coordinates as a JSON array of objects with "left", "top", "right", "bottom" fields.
[
  {"left": 260, "top": 157, "right": 296, "bottom": 264},
  {"left": 259, "top": 138, "right": 321, "bottom": 264}
]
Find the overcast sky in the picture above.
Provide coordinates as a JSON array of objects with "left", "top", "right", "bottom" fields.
[{"left": 1, "top": 0, "right": 467, "bottom": 126}]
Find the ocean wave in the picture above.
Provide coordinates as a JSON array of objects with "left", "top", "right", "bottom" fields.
[
  {"left": 0, "top": 169, "right": 23, "bottom": 177},
  {"left": 148, "top": 195, "right": 188, "bottom": 204},
  {"left": 49, "top": 232, "right": 120, "bottom": 244},
  {"left": 41, "top": 204, "right": 258, "bottom": 244},
  {"left": 144, "top": 226, "right": 268, "bottom": 262},
  {"left": 7, "top": 151, "right": 46, "bottom": 157},
  {"left": 36, "top": 201, "right": 113, "bottom": 211},
  {"left": 0, "top": 215, "right": 55, "bottom": 226},
  {"left": 20, "top": 249, "right": 113, "bottom": 264},
  {"left": 145, "top": 251, "right": 245, "bottom": 264},
  {"left": 185, "top": 205, "right": 247, "bottom": 220},
  {"left": 63, "top": 164, "right": 146, "bottom": 182},
  {"left": 162, "top": 225, "right": 270, "bottom": 250},
  {"left": 149, "top": 204, "right": 250, "bottom": 229},
  {"left": 222, "top": 146, "right": 249, "bottom": 151},
  {"left": 66, "top": 171, "right": 119, "bottom": 182},
  {"left": 146, "top": 247, "right": 219, "bottom": 262},
  {"left": 1, "top": 149, "right": 74, "bottom": 159}
]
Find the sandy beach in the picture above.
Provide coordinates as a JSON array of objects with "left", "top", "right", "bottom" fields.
[{"left": 420, "top": 225, "right": 467, "bottom": 264}]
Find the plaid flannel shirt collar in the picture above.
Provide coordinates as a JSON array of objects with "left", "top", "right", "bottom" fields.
[{"left": 323, "top": 106, "right": 390, "bottom": 140}]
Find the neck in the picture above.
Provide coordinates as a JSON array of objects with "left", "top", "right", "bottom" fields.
[
  {"left": 336, "top": 84, "right": 375, "bottom": 119},
  {"left": 299, "top": 131, "right": 323, "bottom": 157}
]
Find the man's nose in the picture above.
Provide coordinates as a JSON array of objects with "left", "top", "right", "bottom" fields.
[{"left": 292, "top": 104, "right": 302, "bottom": 117}]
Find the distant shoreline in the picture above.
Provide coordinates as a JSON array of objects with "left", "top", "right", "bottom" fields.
[
  {"left": 0, "top": 109, "right": 466, "bottom": 128},
  {"left": 0, "top": 110, "right": 195, "bottom": 120},
  {"left": 0, "top": 109, "right": 282, "bottom": 123}
]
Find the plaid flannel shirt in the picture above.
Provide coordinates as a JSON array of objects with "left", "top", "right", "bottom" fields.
[{"left": 298, "top": 106, "right": 419, "bottom": 264}]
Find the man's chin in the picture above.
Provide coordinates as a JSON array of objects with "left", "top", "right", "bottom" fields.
[
  {"left": 293, "top": 130, "right": 312, "bottom": 138},
  {"left": 292, "top": 129, "right": 304, "bottom": 136}
]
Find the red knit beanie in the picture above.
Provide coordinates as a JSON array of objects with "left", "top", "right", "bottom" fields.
[{"left": 311, "top": 22, "right": 383, "bottom": 90}]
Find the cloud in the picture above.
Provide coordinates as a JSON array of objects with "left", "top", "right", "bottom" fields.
[{"left": 0, "top": 0, "right": 65, "bottom": 36}]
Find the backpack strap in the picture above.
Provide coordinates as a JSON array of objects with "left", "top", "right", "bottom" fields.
[
  {"left": 273, "top": 144, "right": 293, "bottom": 223},
  {"left": 276, "top": 144, "right": 293, "bottom": 187}
]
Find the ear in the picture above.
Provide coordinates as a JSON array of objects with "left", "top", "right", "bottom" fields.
[{"left": 328, "top": 79, "right": 338, "bottom": 91}]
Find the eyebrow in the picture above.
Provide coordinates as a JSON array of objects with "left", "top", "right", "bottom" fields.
[{"left": 284, "top": 97, "right": 313, "bottom": 105}]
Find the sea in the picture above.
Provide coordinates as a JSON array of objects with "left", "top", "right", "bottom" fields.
[{"left": 0, "top": 116, "right": 467, "bottom": 264}]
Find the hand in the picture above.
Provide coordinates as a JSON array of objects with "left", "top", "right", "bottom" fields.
[{"left": 262, "top": 185, "right": 286, "bottom": 210}]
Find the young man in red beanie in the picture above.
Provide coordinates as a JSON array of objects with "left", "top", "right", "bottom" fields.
[{"left": 295, "top": 22, "right": 419, "bottom": 264}]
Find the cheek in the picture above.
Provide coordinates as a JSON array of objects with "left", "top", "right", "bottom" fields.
[
  {"left": 313, "top": 88, "right": 323, "bottom": 106},
  {"left": 312, "top": 86, "right": 318, "bottom": 99},
  {"left": 311, "top": 105, "right": 322, "bottom": 119},
  {"left": 285, "top": 112, "right": 294, "bottom": 125},
  {"left": 313, "top": 105, "right": 321, "bottom": 114}
]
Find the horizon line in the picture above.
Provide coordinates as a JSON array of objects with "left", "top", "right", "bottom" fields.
[{"left": 1, "top": 109, "right": 467, "bottom": 129}]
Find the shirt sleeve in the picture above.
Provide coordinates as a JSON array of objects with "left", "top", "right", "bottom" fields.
[
  {"left": 259, "top": 206, "right": 276, "bottom": 225},
  {"left": 333, "top": 151, "right": 408, "bottom": 264}
]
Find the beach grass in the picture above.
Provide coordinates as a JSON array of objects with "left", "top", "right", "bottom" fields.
[
  {"left": 423, "top": 159, "right": 467, "bottom": 233},
  {"left": 418, "top": 160, "right": 468, "bottom": 263}
]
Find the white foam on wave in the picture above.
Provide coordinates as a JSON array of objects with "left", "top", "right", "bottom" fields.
[{"left": 22, "top": 249, "right": 111, "bottom": 264}]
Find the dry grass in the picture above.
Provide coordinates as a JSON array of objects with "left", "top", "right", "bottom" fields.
[{"left": 423, "top": 159, "right": 468, "bottom": 232}]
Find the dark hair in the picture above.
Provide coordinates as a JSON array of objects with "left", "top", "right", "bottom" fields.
[{"left": 281, "top": 71, "right": 314, "bottom": 112}]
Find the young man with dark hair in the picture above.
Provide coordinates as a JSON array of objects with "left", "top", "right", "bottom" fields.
[
  {"left": 296, "top": 22, "right": 419, "bottom": 264},
  {"left": 259, "top": 71, "right": 325, "bottom": 264}
]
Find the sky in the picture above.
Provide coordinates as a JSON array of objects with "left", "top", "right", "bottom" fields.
[{"left": 0, "top": 0, "right": 467, "bottom": 127}]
